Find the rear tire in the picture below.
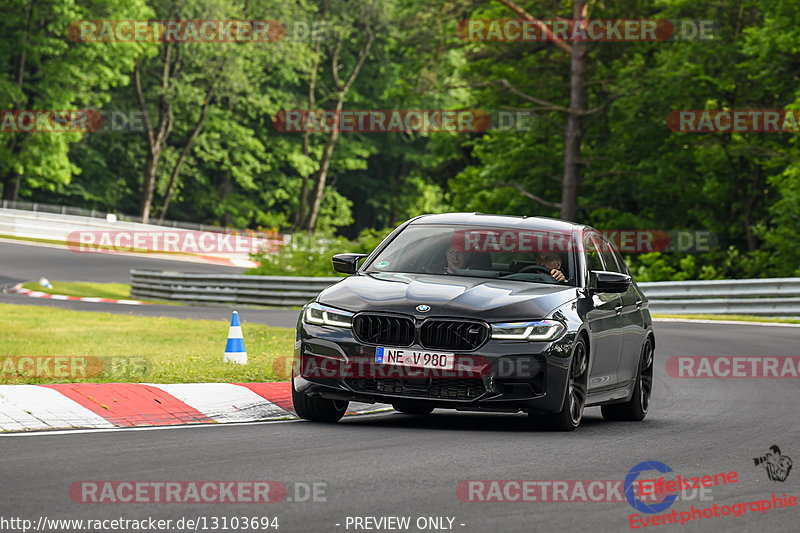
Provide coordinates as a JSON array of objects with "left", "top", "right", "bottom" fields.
[
  {"left": 392, "top": 402, "right": 434, "bottom": 415},
  {"left": 601, "top": 337, "right": 653, "bottom": 422},
  {"left": 530, "top": 337, "right": 588, "bottom": 432},
  {"left": 292, "top": 380, "right": 348, "bottom": 422}
]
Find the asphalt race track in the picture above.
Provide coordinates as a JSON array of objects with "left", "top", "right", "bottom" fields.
[
  {"left": 0, "top": 240, "right": 242, "bottom": 283},
  {"left": 2, "top": 327, "right": 799, "bottom": 530},
  {"left": 0, "top": 241, "right": 300, "bottom": 328},
  {"left": 1, "top": 242, "right": 798, "bottom": 532}
]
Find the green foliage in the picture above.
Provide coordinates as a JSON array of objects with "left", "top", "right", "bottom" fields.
[
  {"left": 627, "top": 253, "right": 719, "bottom": 282},
  {"left": 627, "top": 246, "right": 782, "bottom": 282},
  {"left": 247, "top": 227, "right": 393, "bottom": 277},
  {"left": 0, "top": 0, "right": 153, "bottom": 198},
  {"left": 2, "top": 0, "right": 799, "bottom": 281}
]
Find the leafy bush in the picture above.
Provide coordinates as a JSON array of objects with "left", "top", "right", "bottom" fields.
[
  {"left": 247, "top": 228, "right": 393, "bottom": 277},
  {"left": 249, "top": 227, "right": 789, "bottom": 281},
  {"left": 626, "top": 246, "right": 787, "bottom": 282}
]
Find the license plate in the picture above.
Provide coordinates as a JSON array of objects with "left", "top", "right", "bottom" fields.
[{"left": 375, "top": 347, "right": 454, "bottom": 370}]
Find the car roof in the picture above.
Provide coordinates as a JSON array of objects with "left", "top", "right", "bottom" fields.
[{"left": 408, "top": 212, "right": 589, "bottom": 233}]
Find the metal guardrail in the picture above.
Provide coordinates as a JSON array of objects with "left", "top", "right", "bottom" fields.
[
  {"left": 130, "top": 269, "right": 340, "bottom": 307},
  {"left": 638, "top": 278, "right": 800, "bottom": 316},
  {"left": 0, "top": 199, "right": 279, "bottom": 235},
  {"left": 130, "top": 270, "right": 800, "bottom": 315},
  {"left": 0, "top": 207, "right": 283, "bottom": 266}
]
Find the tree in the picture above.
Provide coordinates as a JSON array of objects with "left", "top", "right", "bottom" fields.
[
  {"left": 494, "top": 0, "right": 587, "bottom": 221},
  {"left": 132, "top": 0, "right": 317, "bottom": 224},
  {"left": 294, "top": 0, "right": 387, "bottom": 234},
  {"left": 0, "top": 0, "right": 151, "bottom": 201}
]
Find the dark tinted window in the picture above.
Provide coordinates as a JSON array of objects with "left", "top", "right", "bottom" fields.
[
  {"left": 365, "top": 224, "right": 576, "bottom": 286},
  {"left": 611, "top": 246, "right": 631, "bottom": 275},
  {"left": 584, "top": 235, "right": 605, "bottom": 272},
  {"left": 598, "top": 237, "right": 623, "bottom": 273}
]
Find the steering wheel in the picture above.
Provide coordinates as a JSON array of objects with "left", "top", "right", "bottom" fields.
[{"left": 518, "top": 264, "right": 554, "bottom": 275}]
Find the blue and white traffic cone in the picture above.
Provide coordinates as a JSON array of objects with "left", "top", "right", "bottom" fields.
[
  {"left": 223, "top": 311, "right": 248, "bottom": 364},
  {"left": 38, "top": 277, "right": 53, "bottom": 289}
]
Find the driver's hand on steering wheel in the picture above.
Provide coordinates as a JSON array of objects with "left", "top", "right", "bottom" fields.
[
  {"left": 550, "top": 269, "right": 566, "bottom": 283},
  {"left": 536, "top": 253, "right": 566, "bottom": 283}
]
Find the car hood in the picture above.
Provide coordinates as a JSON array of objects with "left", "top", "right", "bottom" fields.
[{"left": 317, "top": 272, "right": 578, "bottom": 320}]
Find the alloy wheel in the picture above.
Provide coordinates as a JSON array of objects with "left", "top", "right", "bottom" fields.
[
  {"left": 639, "top": 339, "right": 654, "bottom": 413},
  {"left": 568, "top": 340, "right": 588, "bottom": 425}
]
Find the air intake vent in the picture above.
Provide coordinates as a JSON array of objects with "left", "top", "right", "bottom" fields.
[
  {"left": 345, "top": 378, "right": 485, "bottom": 400},
  {"left": 420, "top": 320, "right": 488, "bottom": 351},
  {"left": 353, "top": 314, "right": 415, "bottom": 346}
]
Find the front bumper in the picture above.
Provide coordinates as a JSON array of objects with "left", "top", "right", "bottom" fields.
[{"left": 293, "top": 322, "right": 575, "bottom": 414}]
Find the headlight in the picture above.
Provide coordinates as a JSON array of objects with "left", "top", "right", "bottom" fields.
[
  {"left": 304, "top": 302, "right": 354, "bottom": 328},
  {"left": 491, "top": 320, "right": 565, "bottom": 341}
]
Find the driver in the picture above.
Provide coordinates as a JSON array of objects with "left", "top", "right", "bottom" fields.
[
  {"left": 444, "top": 247, "right": 472, "bottom": 273},
  {"left": 536, "top": 252, "right": 566, "bottom": 283}
]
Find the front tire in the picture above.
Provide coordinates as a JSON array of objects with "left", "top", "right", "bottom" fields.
[
  {"left": 292, "top": 380, "right": 348, "bottom": 422},
  {"left": 530, "top": 337, "right": 588, "bottom": 432},
  {"left": 601, "top": 337, "right": 653, "bottom": 421}
]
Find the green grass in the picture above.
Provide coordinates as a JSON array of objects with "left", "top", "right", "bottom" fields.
[
  {"left": 0, "top": 303, "right": 295, "bottom": 384},
  {"left": 653, "top": 313, "right": 800, "bottom": 324},
  {"left": 23, "top": 280, "right": 132, "bottom": 300}
]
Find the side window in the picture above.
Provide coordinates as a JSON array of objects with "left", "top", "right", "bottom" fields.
[
  {"left": 611, "top": 246, "right": 631, "bottom": 275},
  {"left": 598, "top": 237, "right": 623, "bottom": 274},
  {"left": 585, "top": 235, "right": 605, "bottom": 272}
]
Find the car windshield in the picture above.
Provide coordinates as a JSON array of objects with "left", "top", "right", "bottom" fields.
[{"left": 365, "top": 224, "right": 577, "bottom": 286}]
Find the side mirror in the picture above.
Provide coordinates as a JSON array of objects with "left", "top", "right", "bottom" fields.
[
  {"left": 332, "top": 253, "right": 368, "bottom": 275},
  {"left": 590, "top": 270, "right": 632, "bottom": 293}
]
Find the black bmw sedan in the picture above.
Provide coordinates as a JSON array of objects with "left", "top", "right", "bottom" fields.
[{"left": 292, "top": 213, "right": 655, "bottom": 431}]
